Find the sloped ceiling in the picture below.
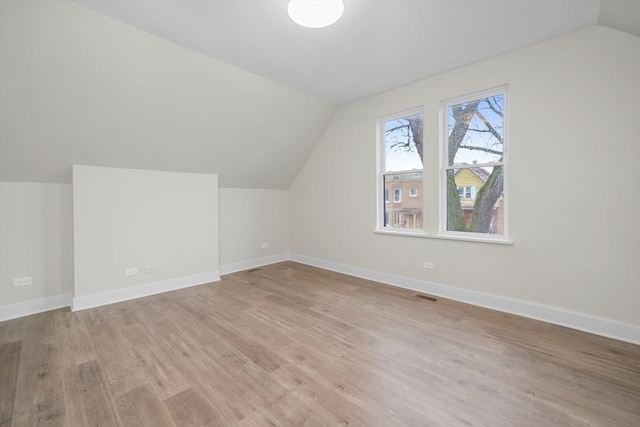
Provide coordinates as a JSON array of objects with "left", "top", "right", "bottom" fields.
[
  {"left": 1, "top": 0, "right": 637, "bottom": 188},
  {"left": 0, "top": 0, "right": 336, "bottom": 188},
  {"left": 70, "top": 0, "right": 602, "bottom": 104}
]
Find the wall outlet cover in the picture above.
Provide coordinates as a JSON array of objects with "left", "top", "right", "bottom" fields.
[
  {"left": 422, "top": 261, "right": 434, "bottom": 270},
  {"left": 125, "top": 268, "right": 138, "bottom": 277},
  {"left": 13, "top": 276, "right": 32, "bottom": 287}
]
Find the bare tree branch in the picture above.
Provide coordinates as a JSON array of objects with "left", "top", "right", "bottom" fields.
[
  {"left": 385, "top": 116, "right": 423, "bottom": 162},
  {"left": 385, "top": 124, "right": 410, "bottom": 134},
  {"left": 458, "top": 145, "right": 503, "bottom": 155},
  {"left": 467, "top": 128, "right": 493, "bottom": 133},
  {"left": 484, "top": 96, "right": 503, "bottom": 117},
  {"left": 474, "top": 109, "right": 503, "bottom": 142}
]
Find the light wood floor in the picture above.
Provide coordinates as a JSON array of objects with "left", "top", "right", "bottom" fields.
[{"left": 1, "top": 261, "right": 639, "bottom": 426}]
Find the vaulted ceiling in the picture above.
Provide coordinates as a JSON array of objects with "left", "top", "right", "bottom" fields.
[
  {"left": 71, "top": 0, "right": 604, "bottom": 104},
  {"left": 0, "top": 0, "right": 637, "bottom": 188}
]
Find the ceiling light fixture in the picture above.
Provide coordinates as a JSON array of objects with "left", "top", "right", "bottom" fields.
[{"left": 287, "top": 0, "right": 344, "bottom": 29}]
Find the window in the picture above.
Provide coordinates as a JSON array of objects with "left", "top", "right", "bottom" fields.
[
  {"left": 442, "top": 88, "right": 507, "bottom": 238},
  {"left": 379, "top": 109, "right": 423, "bottom": 231},
  {"left": 457, "top": 186, "right": 474, "bottom": 199},
  {"left": 393, "top": 188, "right": 401, "bottom": 203},
  {"left": 393, "top": 212, "right": 402, "bottom": 226},
  {"left": 376, "top": 87, "right": 507, "bottom": 243}
]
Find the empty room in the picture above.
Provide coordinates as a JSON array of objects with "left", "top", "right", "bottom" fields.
[{"left": 1, "top": 0, "right": 639, "bottom": 425}]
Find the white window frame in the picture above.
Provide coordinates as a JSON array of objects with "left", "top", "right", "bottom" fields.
[
  {"left": 393, "top": 212, "right": 402, "bottom": 226},
  {"left": 393, "top": 188, "right": 401, "bottom": 203},
  {"left": 375, "top": 93, "right": 510, "bottom": 244},
  {"left": 409, "top": 188, "right": 418, "bottom": 197},
  {"left": 440, "top": 86, "right": 509, "bottom": 242},
  {"left": 376, "top": 107, "right": 424, "bottom": 233},
  {"left": 458, "top": 186, "right": 468, "bottom": 199},
  {"left": 457, "top": 186, "right": 475, "bottom": 200}
]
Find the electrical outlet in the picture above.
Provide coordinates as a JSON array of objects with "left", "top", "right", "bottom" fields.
[
  {"left": 143, "top": 265, "right": 156, "bottom": 274},
  {"left": 13, "top": 276, "right": 32, "bottom": 287},
  {"left": 422, "top": 261, "right": 434, "bottom": 270},
  {"left": 261, "top": 242, "right": 269, "bottom": 249},
  {"left": 124, "top": 267, "right": 138, "bottom": 277}
]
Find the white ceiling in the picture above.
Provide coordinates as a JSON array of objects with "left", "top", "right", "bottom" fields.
[{"left": 71, "top": 0, "right": 604, "bottom": 104}]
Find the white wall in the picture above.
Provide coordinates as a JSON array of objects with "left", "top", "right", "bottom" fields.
[
  {"left": 0, "top": 182, "right": 73, "bottom": 318},
  {"left": 290, "top": 26, "right": 640, "bottom": 338},
  {"left": 0, "top": 182, "right": 291, "bottom": 317},
  {"left": 0, "top": 0, "right": 336, "bottom": 188},
  {"left": 72, "top": 165, "right": 219, "bottom": 308},
  {"left": 219, "top": 188, "right": 290, "bottom": 274}
]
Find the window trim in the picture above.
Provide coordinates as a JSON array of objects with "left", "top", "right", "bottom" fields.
[
  {"left": 376, "top": 107, "right": 424, "bottom": 231},
  {"left": 409, "top": 188, "right": 418, "bottom": 198},
  {"left": 457, "top": 186, "right": 473, "bottom": 200},
  {"left": 374, "top": 87, "right": 510, "bottom": 245},
  {"left": 439, "top": 86, "right": 509, "bottom": 241},
  {"left": 393, "top": 188, "right": 402, "bottom": 203},
  {"left": 373, "top": 228, "right": 513, "bottom": 244}
]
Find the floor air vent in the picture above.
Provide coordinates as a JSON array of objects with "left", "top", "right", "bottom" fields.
[{"left": 415, "top": 294, "right": 437, "bottom": 302}]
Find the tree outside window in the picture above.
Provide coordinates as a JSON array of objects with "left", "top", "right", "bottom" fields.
[
  {"left": 378, "top": 87, "right": 507, "bottom": 239},
  {"left": 380, "top": 110, "right": 423, "bottom": 230},
  {"left": 444, "top": 89, "right": 506, "bottom": 236}
]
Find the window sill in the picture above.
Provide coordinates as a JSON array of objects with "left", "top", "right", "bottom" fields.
[{"left": 373, "top": 229, "right": 513, "bottom": 245}]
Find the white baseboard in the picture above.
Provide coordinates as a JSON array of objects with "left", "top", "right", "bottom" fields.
[
  {"left": 0, "top": 293, "right": 73, "bottom": 322},
  {"left": 5, "top": 255, "right": 638, "bottom": 346},
  {"left": 220, "top": 253, "right": 291, "bottom": 276},
  {"left": 289, "top": 253, "right": 640, "bottom": 345},
  {"left": 72, "top": 271, "right": 220, "bottom": 311}
]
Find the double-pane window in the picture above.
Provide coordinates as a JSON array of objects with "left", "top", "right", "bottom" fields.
[{"left": 380, "top": 110, "right": 424, "bottom": 231}]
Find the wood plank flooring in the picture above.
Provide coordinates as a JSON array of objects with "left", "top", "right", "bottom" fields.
[{"left": 1, "top": 261, "right": 639, "bottom": 426}]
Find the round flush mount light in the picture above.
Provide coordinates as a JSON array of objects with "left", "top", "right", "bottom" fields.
[{"left": 287, "top": 0, "right": 344, "bottom": 29}]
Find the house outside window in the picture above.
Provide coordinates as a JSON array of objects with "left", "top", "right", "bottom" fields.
[
  {"left": 443, "top": 87, "right": 507, "bottom": 238},
  {"left": 377, "top": 87, "right": 507, "bottom": 242},
  {"left": 379, "top": 109, "right": 423, "bottom": 231}
]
